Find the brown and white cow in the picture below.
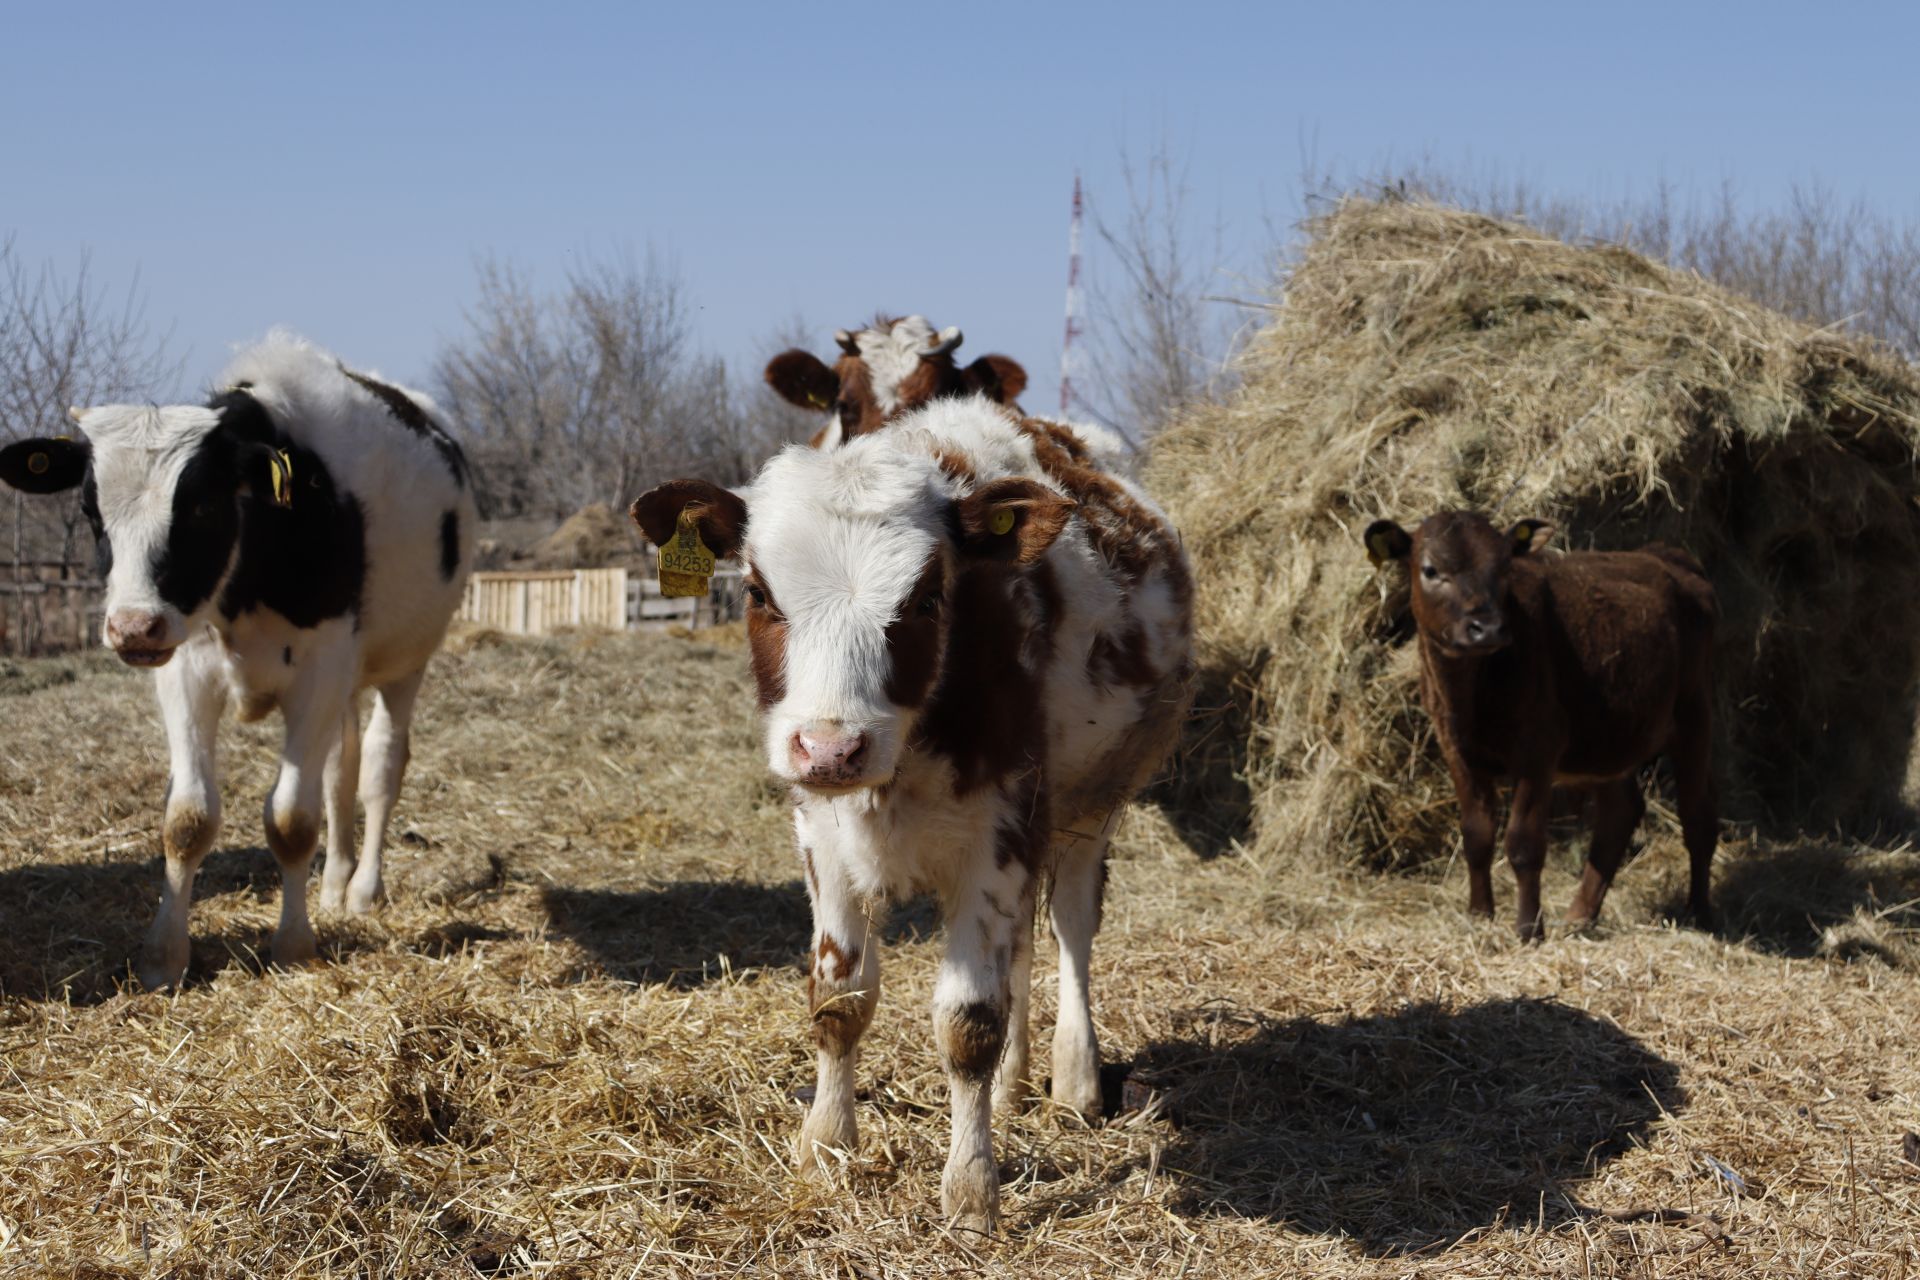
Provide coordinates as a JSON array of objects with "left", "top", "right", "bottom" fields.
[
  {"left": 764, "top": 315, "right": 1028, "bottom": 448},
  {"left": 632, "top": 399, "right": 1192, "bottom": 1233},
  {"left": 1365, "top": 511, "right": 1718, "bottom": 939}
]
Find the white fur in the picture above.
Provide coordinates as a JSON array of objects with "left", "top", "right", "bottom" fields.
[
  {"left": 755, "top": 400, "right": 1193, "bottom": 1232},
  {"left": 73, "top": 332, "right": 476, "bottom": 988},
  {"left": 851, "top": 314, "right": 946, "bottom": 416}
]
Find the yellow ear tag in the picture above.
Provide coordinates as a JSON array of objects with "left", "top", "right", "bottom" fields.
[
  {"left": 658, "top": 504, "right": 717, "bottom": 598},
  {"left": 808, "top": 391, "right": 830, "bottom": 410},
  {"left": 27, "top": 451, "right": 50, "bottom": 476},
  {"left": 267, "top": 450, "right": 294, "bottom": 508},
  {"left": 989, "top": 507, "right": 1016, "bottom": 536}
]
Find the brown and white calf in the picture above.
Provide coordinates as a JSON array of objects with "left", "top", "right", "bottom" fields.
[
  {"left": 1365, "top": 511, "right": 1718, "bottom": 938},
  {"left": 764, "top": 315, "right": 1029, "bottom": 448},
  {"left": 632, "top": 399, "right": 1192, "bottom": 1233}
]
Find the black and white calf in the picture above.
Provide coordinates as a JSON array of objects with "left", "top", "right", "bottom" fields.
[
  {"left": 632, "top": 399, "right": 1193, "bottom": 1232},
  {"left": 0, "top": 334, "right": 475, "bottom": 988}
]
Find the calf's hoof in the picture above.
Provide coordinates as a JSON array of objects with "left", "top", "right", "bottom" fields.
[
  {"left": 1514, "top": 917, "right": 1546, "bottom": 944},
  {"left": 138, "top": 932, "right": 190, "bottom": 992},
  {"left": 941, "top": 1156, "right": 1000, "bottom": 1237},
  {"left": 271, "top": 923, "right": 319, "bottom": 969},
  {"left": 344, "top": 878, "right": 384, "bottom": 916},
  {"left": 797, "top": 1108, "right": 857, "bottom": 1175}
]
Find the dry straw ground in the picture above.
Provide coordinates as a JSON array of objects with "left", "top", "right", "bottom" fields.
[{"left": 3, "top": 628, "right": 1918, "bottom": 1278}]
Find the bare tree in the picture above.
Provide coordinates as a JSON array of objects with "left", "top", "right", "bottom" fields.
[
  {"left": 1080, "top": 139, "right": 1242, "bottom": 443},
  {"left": 0, "top": 236, "right": 179, "bottom": 572}
]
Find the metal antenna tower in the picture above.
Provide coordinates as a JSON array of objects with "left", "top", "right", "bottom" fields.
[{"left": 1060, "top": 172, "right": 1084, "bottom": 417}]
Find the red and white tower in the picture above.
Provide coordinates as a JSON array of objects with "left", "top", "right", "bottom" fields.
[{"left": 1060, "top": 172, "right": 1085, "bottom": 417}]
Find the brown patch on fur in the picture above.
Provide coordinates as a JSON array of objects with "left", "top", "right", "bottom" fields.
[
  {"left": 238, "top": 691, "right": 279, "bottom": 723},
  {"left": 937, "top": 999, "right": 1007, "bottom": 1082},
  {"left": 809, "top": 984, "right": 877, "bottom": 1059},
  {"left": 745, "top": 570, "right": 789, "bottom": 710},
  {"left": 992, "top": 773, "right": 1048, "bottom": 871},
  {"left": 1088, "top": 623, "right": 1160, "bottom": 691},
  {"left": 1016, "top": 417, "right": 1191, "bottom": 609},
  {"left": 884, "top": 552, "right": 946, "bottom": 707},
  {"left": 163, "top": 806, "right": 219, "bottom": 861},
  {"left": 934, "top": 448, "right": 977, "bottom": 484},
  {"left": 912, "top": 561, "right": 1056, "bottom": 796},
  {"left": 814, "top": 934, "right": 858, "bottom": 983},
  {"left": 800, "top": 846, "right": 819, "bottom": 900},
  {"left": 264, "top": 808, "right": 319, "bottom": 866}
]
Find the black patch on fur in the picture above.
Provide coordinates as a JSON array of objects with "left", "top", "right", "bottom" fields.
[
  {"left": 201, "top": 388, "right": 367, "bottom": 629},
  {"left": 439, "top": 510, "right": 460, "bottom": 581},
  {"left": 341, "top": 365, "right": 469, "bottom": 487},
  {"left": 153, "top": 428, "right": 246, "bottom": 615}
]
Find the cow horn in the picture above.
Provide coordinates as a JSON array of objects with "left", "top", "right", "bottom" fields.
[
  {"left": 67, "top": 405, "right": 85, "bottom": 423},
  {"left": 922, "top": 326, "right": 963, "bottom": 358}
]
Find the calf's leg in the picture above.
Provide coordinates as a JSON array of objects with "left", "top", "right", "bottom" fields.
[
  {"left": 140, "top": 639, "right": 228, "bottom": 990},
  {"left": 1505, "top": 776, "right": 1553, "bottom": 942},
  {"left": 265, "top": 629, "right": 356, "bottom": 967},
  {"left": 1047, "top": 826, "right": 1109, "bottom": 1118},
  {"left": 1449, "top": 756, "right": 1500, "bottom": 919},
  {"left": 935, "top": 858, "right": 1029, "bottom": 1235},
  {"left": 992, "top": 883, "right": 1036, "bottom": 1112},
  {"left": 346, "top": 667, "right": 425, "bottom": 914},
  {"left": 1566, "top": 777, "right": 1644, "bottom": 927},
  {"left": 317, "top": 695, "right": 362, "bottom": 913},
  {"left": 1672, "top": 692, "right": 1718, "bottom": 928},
  {"left": 797, "top": 844, "right": 879, "bottom": 1173}
]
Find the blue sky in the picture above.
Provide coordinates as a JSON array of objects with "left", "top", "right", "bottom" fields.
[{"left": 4, "top": 1, "right": 1916, "bottom": 401}]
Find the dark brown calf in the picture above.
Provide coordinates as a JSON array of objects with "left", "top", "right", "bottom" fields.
[
  {"left": 765, "top": 315, "right": 1027, "bottom": 448},
  {"left": 1365, "top": 510, "right": 1718, "bottom": 938}
]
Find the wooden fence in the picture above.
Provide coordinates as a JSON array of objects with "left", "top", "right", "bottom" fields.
[
  {"left": 458, "top": 562, "right": 745, "bottom": 636},
  {"left": 0, "top": 568, "right": 101, "bottom": 657}
]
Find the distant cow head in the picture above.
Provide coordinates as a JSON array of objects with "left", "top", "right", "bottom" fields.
[
  {"left": 0, "top": 393, "right": 291, "bottom": 666},
  {"left": 631, "top": 437, "right": 1072, "bottom": 791},
  {"left": 764, "top": 316, "right": 1029, "bottom": 449},
  {"left": 1366, "top": 510, "right": 1554, "bottom": 656}
]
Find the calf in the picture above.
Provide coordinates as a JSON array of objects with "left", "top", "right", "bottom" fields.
[
  {"left": 1364, "top": 511, "right": 1717, "bottom": 938},
  {"left": 631, "top": 399, "right": 1192, "bottom": 1233},
  {"left": 0, "top": 333, "right": 475, "bottom": 988},
  {"left": 764, "top": 315, "right": 1028, "bottom": 448}
]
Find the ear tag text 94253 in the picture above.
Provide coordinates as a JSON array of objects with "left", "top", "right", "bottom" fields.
[{"left": 658, "top": 505, "right": 717, "bottom": 598}]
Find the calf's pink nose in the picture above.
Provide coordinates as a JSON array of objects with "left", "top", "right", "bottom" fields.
[
  {"left": 106, "top": 610, "right": 167, "bottom": 648},
  {"left": 790, "top": 728, "right": 871, "bottom": 782}
]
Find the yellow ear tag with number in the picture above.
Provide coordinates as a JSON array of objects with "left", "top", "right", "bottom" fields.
[
  {"left": 989, "top": 506, "right": 1016, "bottom": 536},
  {"left": 267, "top": 450, "right": 294, "bottom": 508},
  {"left": 658, "top": 504, "right": 717, "bottom": 598}
]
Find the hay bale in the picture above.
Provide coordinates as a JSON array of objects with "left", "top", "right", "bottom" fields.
[
  {"left": 1149, "top": 197, "right": 1920, "bottom": 870},
  {"left": 524, "top": 502, "right": 645, "bottom": 568}
]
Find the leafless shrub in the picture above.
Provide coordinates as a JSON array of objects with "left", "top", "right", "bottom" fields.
[{"left": 434, "top": 254, "right": 804, "bottom": 525}]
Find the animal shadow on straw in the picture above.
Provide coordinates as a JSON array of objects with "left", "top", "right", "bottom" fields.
[
  {"left": 0, "top": 847, "right": 377, "bottom": 1004},
  {"left": 1681, "top": 833, "right": 1920, "bottom": 965},
  {"left": 1132, "top": 996, "right": 1683, "bottom": 1254}
]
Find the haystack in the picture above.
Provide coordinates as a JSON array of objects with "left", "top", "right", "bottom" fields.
[
  {"left": 524, "top": 502, "right": 645, "bottom": 568},
  {"left": 1149, "top": 198, "right": 1920, "bottom": 870}
]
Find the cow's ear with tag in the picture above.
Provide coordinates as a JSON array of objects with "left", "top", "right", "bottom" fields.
[
  {"left": 1508, "top": 519, "right": 1555, "bottom": 557},
  {"left": 764, "top": 350, "right": 841, "bottom": 412},
  {"left": 0, "top": 437, "right": 90, "bottom": 495},
  {"left": 629, "top": 479, "right": 748, "bottom": 559},
  {"left": 1364, "top": 519, "right": 1413, "bottom": 568},
  {"left": 241, "top": 443, "right": 296, "bottom": 508},
  {"left": 955, "top": 478, "right": 1075, "bottom": 565}
]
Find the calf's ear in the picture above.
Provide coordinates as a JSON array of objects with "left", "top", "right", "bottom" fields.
[
  {"left": 1508, "top": 519, "right": 1555, "bottom": 556},
  {"left": 962, "top": 354, "right": 1028, "bottom": 404},
  {"left": 765, "top": 350, "right": 841, "bottom": 411},
  {"left": 1364, "top": 519, "right": 1412, "bottom": 567},
  {"left": 955, "top": 477, "right": 1075, "bottom": 565},
  {"left": 0, "top": 437, "right": 90, "bottom": 494},
  {"left": 630, "top": 479, "right": 748, "bottom": 558}
]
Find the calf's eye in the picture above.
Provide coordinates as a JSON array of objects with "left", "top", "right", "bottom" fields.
[
  {"left": 746, "top": 583, "right": 767, "bottom": 608},
  {"left": 916, "top": 591, "right": 940, "bottom": 618},
  {"left": 1421, "top": 564, "right": 1441, "bottom": 583}
]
